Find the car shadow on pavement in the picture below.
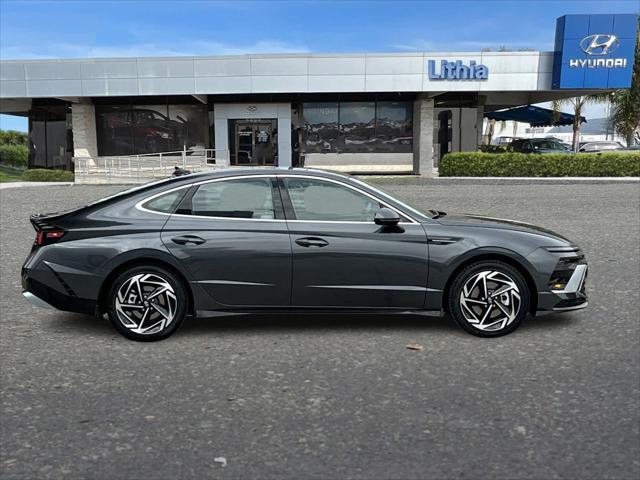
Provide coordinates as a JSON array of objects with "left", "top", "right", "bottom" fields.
[
  {"left": 179, "top": 313, "right": 461, "bottom": 337},
  {"left": 46, "top": 310, "right": 579, "bottom": 338}
]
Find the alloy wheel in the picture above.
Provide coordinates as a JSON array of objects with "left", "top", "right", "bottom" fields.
[
  {"left": 115, "top": 273, "right": 178, "bottom": 335},
  {"left": 459, "top": 270, "right": 521, "bottom": 332}
]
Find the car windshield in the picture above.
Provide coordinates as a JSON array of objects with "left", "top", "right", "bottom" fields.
[{"left": 531, "top": 139, "right": 566, "bottom": 150}]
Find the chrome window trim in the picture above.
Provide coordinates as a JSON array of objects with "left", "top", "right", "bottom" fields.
[
  {"left": 135, "top": 173, "right": 419, "bottom": 224},
  {"left": 348, "top": 176, "right": 430, "bottom": 221}
]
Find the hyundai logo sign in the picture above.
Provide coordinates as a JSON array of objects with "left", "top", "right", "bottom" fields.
[
  {"left": 570, "top": 34, "right": 627, "bottom": 69},
  {"left": 553, "top": 14, "right": 638, "bottom": 89},
  {"left": 579, "top": 34, "right": 620, "bottom": 55}
]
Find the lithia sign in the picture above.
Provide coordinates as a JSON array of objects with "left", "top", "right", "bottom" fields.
[{"left": 427, "top": 60, "right": 489, "bottom": 80}]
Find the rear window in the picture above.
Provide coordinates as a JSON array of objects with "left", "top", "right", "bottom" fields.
[{"left": 190, "top": 178, "right": 275, "bottom": 219}]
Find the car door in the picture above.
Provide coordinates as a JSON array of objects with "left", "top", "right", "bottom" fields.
[
  {"left": 159, "top": 175, "right": 291, "bottom": 308},
  {"left": 280, "top": 175, "right": 429, "bottom": 309}
]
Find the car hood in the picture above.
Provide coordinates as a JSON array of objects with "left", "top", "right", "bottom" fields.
[{"left": 434, "top": 214, "right": 572, "bottom": 243}]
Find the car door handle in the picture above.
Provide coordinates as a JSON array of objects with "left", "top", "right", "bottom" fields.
[
  {"left": 295, "top": 237, "right": 329, "bottom": 248},
  {"left": 171, "top": 235, "right": 206, "bottom": 245}
]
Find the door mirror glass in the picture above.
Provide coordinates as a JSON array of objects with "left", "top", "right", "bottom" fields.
[{"left": 374, "top": 208, "right": 400, "bottom": 226}]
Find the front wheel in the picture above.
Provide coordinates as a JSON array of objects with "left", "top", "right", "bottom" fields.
[
  {"left": 107, "top": 266, "right": 187, "bottom": 341},
  {"left": 448, "top": 261, "right": 530, "bottom": 337}
]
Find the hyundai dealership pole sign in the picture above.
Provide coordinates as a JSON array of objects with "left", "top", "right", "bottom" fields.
[{"left": 553, "top": 14, "right": 638, "bottom": 89}]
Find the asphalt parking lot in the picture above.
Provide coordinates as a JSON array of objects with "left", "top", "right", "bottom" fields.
[{"left": 1, "top": 178, "right": 639, "bottom": 480}]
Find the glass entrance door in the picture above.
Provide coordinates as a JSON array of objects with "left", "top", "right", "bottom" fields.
[{"left": 230, "top": 120, "right": 277, "bottom": 166}]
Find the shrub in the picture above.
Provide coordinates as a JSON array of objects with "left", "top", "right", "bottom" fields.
[
  {"left": 477, "top": 144, "right": 507, "bottom": 153},
  {"left": 22, "top": 169, "right": 74, "bottom": 182},
  {"left": 0, "top": 144, "right": 28, "bottom": 168},
  {"left": 440, "top": 152, "right": 640, "bottom": 177}
]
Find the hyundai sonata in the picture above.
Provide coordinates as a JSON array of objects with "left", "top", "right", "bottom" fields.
[{"left": 22, "top": 168, "right": 588, "bottom": 341}]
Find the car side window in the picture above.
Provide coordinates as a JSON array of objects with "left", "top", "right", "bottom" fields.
[
  {"left": 191, "top": 178, "right": 275, "bottom": 219},
  {"left": 283, "top": 178, "right": 381, "bottom": 222},
  {"left": 142, "top": 190, "right": 185, "bottom": 213}
]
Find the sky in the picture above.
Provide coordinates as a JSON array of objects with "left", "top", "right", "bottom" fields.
[{"left": 1, "top": 0, "right": 638, "bottom": 131}]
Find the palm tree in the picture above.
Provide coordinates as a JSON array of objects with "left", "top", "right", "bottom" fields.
[
  {"left": 551, "top": 94, "right": 611, "bottom": 151},
  {"left": 608, "top": 19, "right": 640, "bottom": 147}
]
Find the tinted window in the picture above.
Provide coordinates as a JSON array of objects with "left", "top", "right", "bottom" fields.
[
  {"left": 143, "top": 190, "right": 185, "bottom": 213},
  {"left": 375, "top": 101, "right": 413, "bottom": 153},
  {"left": 284, "top": 178, "right": 380, "bottom": 222},
  {"left": 301, "top": 101, "right": 413, "bottom": 154},
  {"left": 95, "top": 102, "right": 208, "bottom": 156},
  {"left": 191, "top": 178, "right": 275, "bottom": 219},
  {"left": 341, "top": 102, "right": 375, "bottom": 153},
  {"left": 302, "top": 102, "right": 340, "bottom": 153}
]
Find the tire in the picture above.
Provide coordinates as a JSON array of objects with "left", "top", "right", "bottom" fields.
[
  {"left": 448, "top": 260, "right": 530, "bottom": 337},
  {"left": 107, "top": 265, "right": 187, "bottom": 341}
]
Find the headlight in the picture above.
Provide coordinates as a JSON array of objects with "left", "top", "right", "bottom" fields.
[{"left": 159, "top": 132, "right": 170, "bottom": 139}]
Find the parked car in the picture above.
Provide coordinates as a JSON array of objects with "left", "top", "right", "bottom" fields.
[
  {"left": 544, "top": 136, "right": 572, "bottom": 150},
  {"left": 22, "top": 169, "right": 588, "bottom": 341},
  {"left": 510, "top": 138, "right": 571, "bottom": 154},
  {"left": 492, "top": 136, "right": 521, "bottom": 146},
  {"left": 578, "top": 141, "right": 625, "bottom": 153}
]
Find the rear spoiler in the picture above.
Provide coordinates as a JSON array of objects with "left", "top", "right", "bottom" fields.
[{"left": 29, "top": 206, "right": 83, "bottom": 231}]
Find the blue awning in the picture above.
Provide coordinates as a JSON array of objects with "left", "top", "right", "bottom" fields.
[{"left": 485, "top": 105, "right": 586, "bottom": 127}]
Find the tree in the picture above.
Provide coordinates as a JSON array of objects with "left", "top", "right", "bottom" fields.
[
  {"left": 608, "top": 18, "right": 640, "bottom": 146},
  {"left": 551, "top": 94, "right": 610, "bottom": 151}
]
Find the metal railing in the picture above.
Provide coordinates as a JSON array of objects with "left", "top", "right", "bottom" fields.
[{"left": 74, "top": 148, "right": 229, "bottom": 184}]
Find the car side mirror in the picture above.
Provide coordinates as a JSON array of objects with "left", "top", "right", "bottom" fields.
[{"left": 374, "top": 208, "right": 400, "bottom": 226}]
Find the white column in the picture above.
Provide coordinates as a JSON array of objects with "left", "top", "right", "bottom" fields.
[
  {"left": 71, "top": 100, "right": 97, "bottom": 158},
  {"left": 413, "top": 96, "right": 435, "bottom": 177},
  {"left": 277, "top": 104, "right": 292, "bottom": 167}
]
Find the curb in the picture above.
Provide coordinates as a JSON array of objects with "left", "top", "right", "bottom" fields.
[
  {"left": 363, "top": 176, "right": 640, "bottom": 183},
  {"left": 439, "top": 176, "right": 640, "bottom": 181},
  {"left": 0, "top": 182, "right": 74, "bottom": 190}
]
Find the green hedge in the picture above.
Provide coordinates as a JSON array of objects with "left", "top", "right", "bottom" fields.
[
  {"left": 22, "top": 169, "right": 74, "bottom": 182},
  {"left": 0, "top": 144, "right": 28, "bottom": 168},
  {"left": 440, "top": 152, "right": 640, "bottom": 177}
]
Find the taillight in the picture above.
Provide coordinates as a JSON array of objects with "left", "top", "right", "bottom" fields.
[{"left": 35, "top": 229, "right": 65, "bottom": 246}]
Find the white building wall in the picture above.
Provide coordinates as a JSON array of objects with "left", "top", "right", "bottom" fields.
[{"left": 1, "top": 51, "right": 556, "bottom": 98}]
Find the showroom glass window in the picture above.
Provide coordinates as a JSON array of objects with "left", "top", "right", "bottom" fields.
[
  {"left": 283, "top": 177, "right": 380, "bottom": 222},
  {"left": 301, "top": 103, "right": 340, "bottom": 153},
  {"left": 301, "top": 101, "right": 412, "bottom": 154},
  {"left": 96, "top": 100, "right": 208, "bottom": 156},
  {"left": 375, "top": 102, "right": 413, "bottom": 153},
  {"left": 190, "top": 178, "right": 275, "bottom": 219},
  {"left": 340, "top": 102, "right": 376, "bottom": 153}
]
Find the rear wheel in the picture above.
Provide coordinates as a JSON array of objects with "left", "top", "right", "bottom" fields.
[
  {"left": 448, "top": 261, "right": 530, "bottom": 337},
  {"left": 107, "top": 266, "right": 187, "bottom": 341}
]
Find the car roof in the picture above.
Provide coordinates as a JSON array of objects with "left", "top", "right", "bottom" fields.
[{"left": 169, "top": 167, "right": 354, "bottom": 182}]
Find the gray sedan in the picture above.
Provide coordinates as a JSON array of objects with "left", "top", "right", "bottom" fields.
[{"left": 22, "top": 168, "right": 588, "bottom": 340}]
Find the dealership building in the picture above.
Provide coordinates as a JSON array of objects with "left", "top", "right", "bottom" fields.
[{"left": 0, "top": 13, "right": 637, "bottom": 179}]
